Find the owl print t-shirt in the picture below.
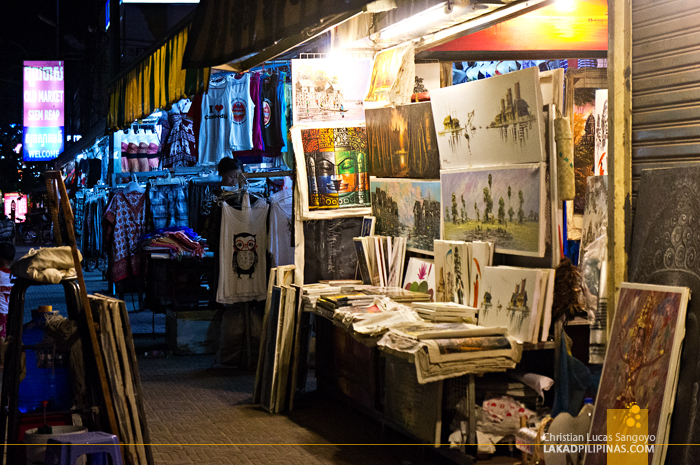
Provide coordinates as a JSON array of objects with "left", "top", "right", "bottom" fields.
[{"left": 217, "top": 200, "right": 269, "bottom": 304}]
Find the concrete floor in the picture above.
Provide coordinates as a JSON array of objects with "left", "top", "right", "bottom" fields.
[{"left": 12, "top": 247, "right": 446, "bottom": 465}]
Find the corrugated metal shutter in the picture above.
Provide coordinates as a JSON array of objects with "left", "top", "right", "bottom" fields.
[{"left": 631, "top": 0, "right": 700, "bottom": 213}]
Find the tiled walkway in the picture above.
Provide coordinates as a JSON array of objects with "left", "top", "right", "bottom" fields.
[{"left": 14, "top": 249, "right": 444, "bottom": 464}]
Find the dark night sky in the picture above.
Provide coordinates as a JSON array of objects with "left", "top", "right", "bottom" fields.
[{"left": 0, "top": 0, "right": 101, "bottom": 126}]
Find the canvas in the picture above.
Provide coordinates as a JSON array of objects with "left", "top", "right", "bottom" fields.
[
  {"left": 414, "top": 63, "right": 441, "bottom": 93},
  {"left": 585, "top": 283, "right": 689, "bottom": 465},
  {"left": 572, "top": 87, "right": 596, "bottom": 214},
  {"left": 479, "top": 266, "right": 543, "bottom": 343},
  {"left": 365, "top": 43, "right": 414, "bottom": 106},
  {"left": 365, "top": 102, "right": 440, "bottom": 178},
  {"left": 580, "top": 175, "right": 608, "bottom": 261},
  {"left": 403, "top": 257, "right": 435, "bottom": 302},
  {"left": 429, "top": 67, "right": 545, "bottom": 169},
  {"left": 434, "top": 240, "right": 470, "bottom": 306},
  {"left": 594, "top": 89, "right": 608, "bottom": 176},
  {"left": 292, "top": 123, "right": 371, "bottom": 219},
  {"left": 303, "top": 217, "right": 364, "bottom": 284},
  {"left": 371, "top": 178, "right": 441, "bottom": 254},
  {"left": 441, "top": 163, "right": 546, "bottom": 257},
  {"left": 292, "top": 58, "right": 372, "bottom": 124},
  {"left": 361, "top": 216, "right": 376, "bottom": 237},
  {"left": 470, "top": 241, "right": 493, "bottom": 309}
]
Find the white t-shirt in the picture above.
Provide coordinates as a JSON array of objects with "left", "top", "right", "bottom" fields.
[
  {"left": 217, "top": 198, "right": 269, "bottom": 304},
  {"left": 0, "top": 268, "right": 12, "bottom": 314},
  {"left": 227, "top": 74, "right": 254, "bottom": 152},
  {"left": 198, "top": 77, "right": 232, "bottom": 165},
  {"left": 269, "top": 190, "right": 294, "bottom": 267}
]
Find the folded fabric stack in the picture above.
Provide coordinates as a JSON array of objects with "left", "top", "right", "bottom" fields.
[{"left": 137, "top": 227, "right": 206, "bottom": 258}]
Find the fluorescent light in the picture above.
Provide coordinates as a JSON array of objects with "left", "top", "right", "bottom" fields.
[{"left": 380, "top": 3, "right": 448, "bottom": 40}]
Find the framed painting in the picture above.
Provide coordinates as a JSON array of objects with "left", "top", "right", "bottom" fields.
[
  {"left": 370, "top": 178, "right": 441, "bottom": 254},
  {"left": 292, "top": 58, "right": 371, "bottom": 125},
  {"left": 365, "top": 101, "right": 440, "bottom": 178},
  {"left": 429, "top": 66, "right": 545, "bottom": 170},
  {"left": 440, "top": 162, "right": 546, "bottom": 257},
  {"left": 585, "top": 282, "right": 690, "bottom": 465},
  {"left": 291, "top": 123, "right": 372, "bottom": 220}
]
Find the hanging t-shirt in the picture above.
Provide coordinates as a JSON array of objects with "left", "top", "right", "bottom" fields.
[
  {"left": 269, "top": 190, "right": 294, "bottom": 267},
  {"left": 249, "top": 73, "right": 264, "bottom": 151},
  {"left": 198, "top": 77, "right": 233, "bottom": 165},
  {"left": 261, "top": 73, "right": 285, "bottom": 150},
  {"left": 217, "top": 198, "right": 269, "bottom": 304},
  {"left": 104, "top": 190, "right": 146, "bottom": 282},
  {"left": 228, "top": 73, "right": 255, "bottom": 152}
]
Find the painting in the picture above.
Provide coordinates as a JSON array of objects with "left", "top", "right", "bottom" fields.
[
  {"left": 440, "top": 163, "right": 546, "bottom": 257},
  {"left": 470, "top": 241, "right": 493, "bottom": 309},
  {"left": 434, "top": 240, "right": 470, "bottom": 306},
  {"left": 580, "top": 175, "right": 608, "bottom": 259},
  {"left": 429, "top": 66, "right": 545, "bottom": 169},
  {"left": 414, "top": 63, "right": 441, "bottom": 94},
  {"left": 594, "top": 89, "right": 608, "bottom": 175},
  {"left": 371, "top": 178, "right": 441, "bottom": 254},
  {"left": 365, "top": 102, "right": 440, "bottom": 178},
  {"left": 403, "top": 257, "right": 435, "bottom": 302},
  {"left": 479, "top": 266, "right": 543, "bottom": 343},
  {"left": 365, "top": 43, "right": 415, "bottom": 107},
  {"left": 303, "top": 217, "right": 364, "bottom": 284},
  {"left": 425, "top": 336, "right": 516, "bottom": 362},
  {"left": 292, "top": 123, "right": 372, "bottom": 219},
  {"left": 585, "top": 283, "right": 690, "bottom": 465},
  {"left": 292, "top": 58, "right": 371, "bottom": 124},
  {"left": 361, "top": 216, "right": 376, "bottom": 237}
]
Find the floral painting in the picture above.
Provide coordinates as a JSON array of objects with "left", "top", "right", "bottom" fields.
[{"left": 403, "top": 257, "right": 435, "bottom": 301}]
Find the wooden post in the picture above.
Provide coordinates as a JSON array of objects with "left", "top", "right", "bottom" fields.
[{"left": 607, "top": 0, "right": 632, "bottom": 338}]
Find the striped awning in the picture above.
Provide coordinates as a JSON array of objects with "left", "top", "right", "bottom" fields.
[{"left": 108, "top": 25, "right": 210, "bottom": 130}]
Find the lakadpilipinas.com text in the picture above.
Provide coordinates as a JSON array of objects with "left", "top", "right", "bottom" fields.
[{"left": 541, "top": 433, "right": 655, "bottom": 454}]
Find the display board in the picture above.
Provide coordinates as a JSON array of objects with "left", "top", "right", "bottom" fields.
[{"left": 23, "top": 61, "right": 64, "bottom": 162}]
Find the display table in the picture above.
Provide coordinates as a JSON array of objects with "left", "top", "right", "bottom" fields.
[{"left": 308, "top": 303, "right": 555, "bottom": 464}]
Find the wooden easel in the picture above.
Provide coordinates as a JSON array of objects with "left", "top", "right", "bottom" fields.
[{"left": 44, "top": 171, "right": 121, "bottom": 436}]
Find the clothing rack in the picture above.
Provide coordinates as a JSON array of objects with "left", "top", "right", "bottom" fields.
[{"left": 112, "top": 170, "right": 170, "bottom": 186}]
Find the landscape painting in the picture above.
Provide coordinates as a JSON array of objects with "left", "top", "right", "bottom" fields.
[
  {"left": 434, "top": 240, "right": 470, "bottom": 305},
  {"left": 365, "top": 102, "right": 440, "bottom": 178},
  {"left": 572, "top": 88, "right": 597, "bottom": 213},
  {"left": 586, "top": 283, "right": 689, "bottom": 465},
  {"left": 371, "top": 178, "right": 441, "bottom": 254},
  {"left": 580, "top": 175, "right": 608, "bottom": 258},
  {"left": 440, "top": 163, "right": 546, "bottom": 257},
  {"left": 480, "top": 266, "right": 543, "bottom": 343},
  {"left": 300, "top": 126, "right": 370, "bottom": 211},
  {"left": 429, "top": 66, "right": 545, "bottom": 169},
  {"left": 292, "top": 58, "right": 372, "bottom": 124}
]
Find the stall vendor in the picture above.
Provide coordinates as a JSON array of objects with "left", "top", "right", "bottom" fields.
[{"left": 218, "top": 157, "right": 243, "bottom": 189}]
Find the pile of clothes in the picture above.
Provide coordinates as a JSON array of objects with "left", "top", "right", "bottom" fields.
[{"left": 137, "top": 227, "right": 206, "bottom": 258}]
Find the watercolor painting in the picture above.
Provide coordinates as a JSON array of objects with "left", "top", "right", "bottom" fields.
[
  {"left": 480, "top": 266, "right": 543, "bottom": 343},
  {"left": 580, "top": 175, "right": 608, "bottom": 257},
  {"left": 371, "top": 178, "right": 441, "bottom": 254},
  {"left": 429, "top": 66, "right": 545, "bottom": 169},
  {"left": 414, "top": 63, "right": 441, "bottom": 93},
  {"left": 434, "top": 240, "right": 470, "bottom": 305},
  {"left": 403, "top": 257, "right": 435, "bottom": 301},
  {"left": 292, "top": 58, "right": 372, "bottom": 124},
  {"left": 365, "top": 102, "right": 440, "bottom": 178},
  {"left": 586, "top": 283, "right": 689, "bottom": 465},
  {"left": 441, "top": 163, "right": 546, "bottom": 257},
  {"left": 594, "top": 89, "right": 608, "bottom": 176},
  {"left": 300, "top": 126, "right": 370, "bottom": 211}
]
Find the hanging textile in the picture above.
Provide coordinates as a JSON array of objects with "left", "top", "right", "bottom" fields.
[
  {"left": 269, "top": 190, "right": 294, "bottom": 267},
  {"left": 217, "top": 198, "right": 269, "bottom": 304},
  {"left": 162, "top": 99, "right": 197, "bottom": 168},
  {"left": 108, "top": 25, "right": 210, "bottom": 131},
  {"left": 147, "top": 184, "right": 189, "bottom": 230},
  {"left": 104, "top": 190, "right": 147, "bottom": 282}
]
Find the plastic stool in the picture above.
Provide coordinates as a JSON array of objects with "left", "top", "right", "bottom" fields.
[{"left": 43, "top": 431, "right": 123, "bottom": 465}]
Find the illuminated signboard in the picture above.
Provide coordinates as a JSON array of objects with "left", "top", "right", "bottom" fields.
[
  {"left": 4, "top": 193, "right": 28, "bottom": 222},
  {"left": 429, "top": 0, "right": 607, "bottom": 53},
  {"left": 23, "top": 61, "right": 65, "bottom": 162}
]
